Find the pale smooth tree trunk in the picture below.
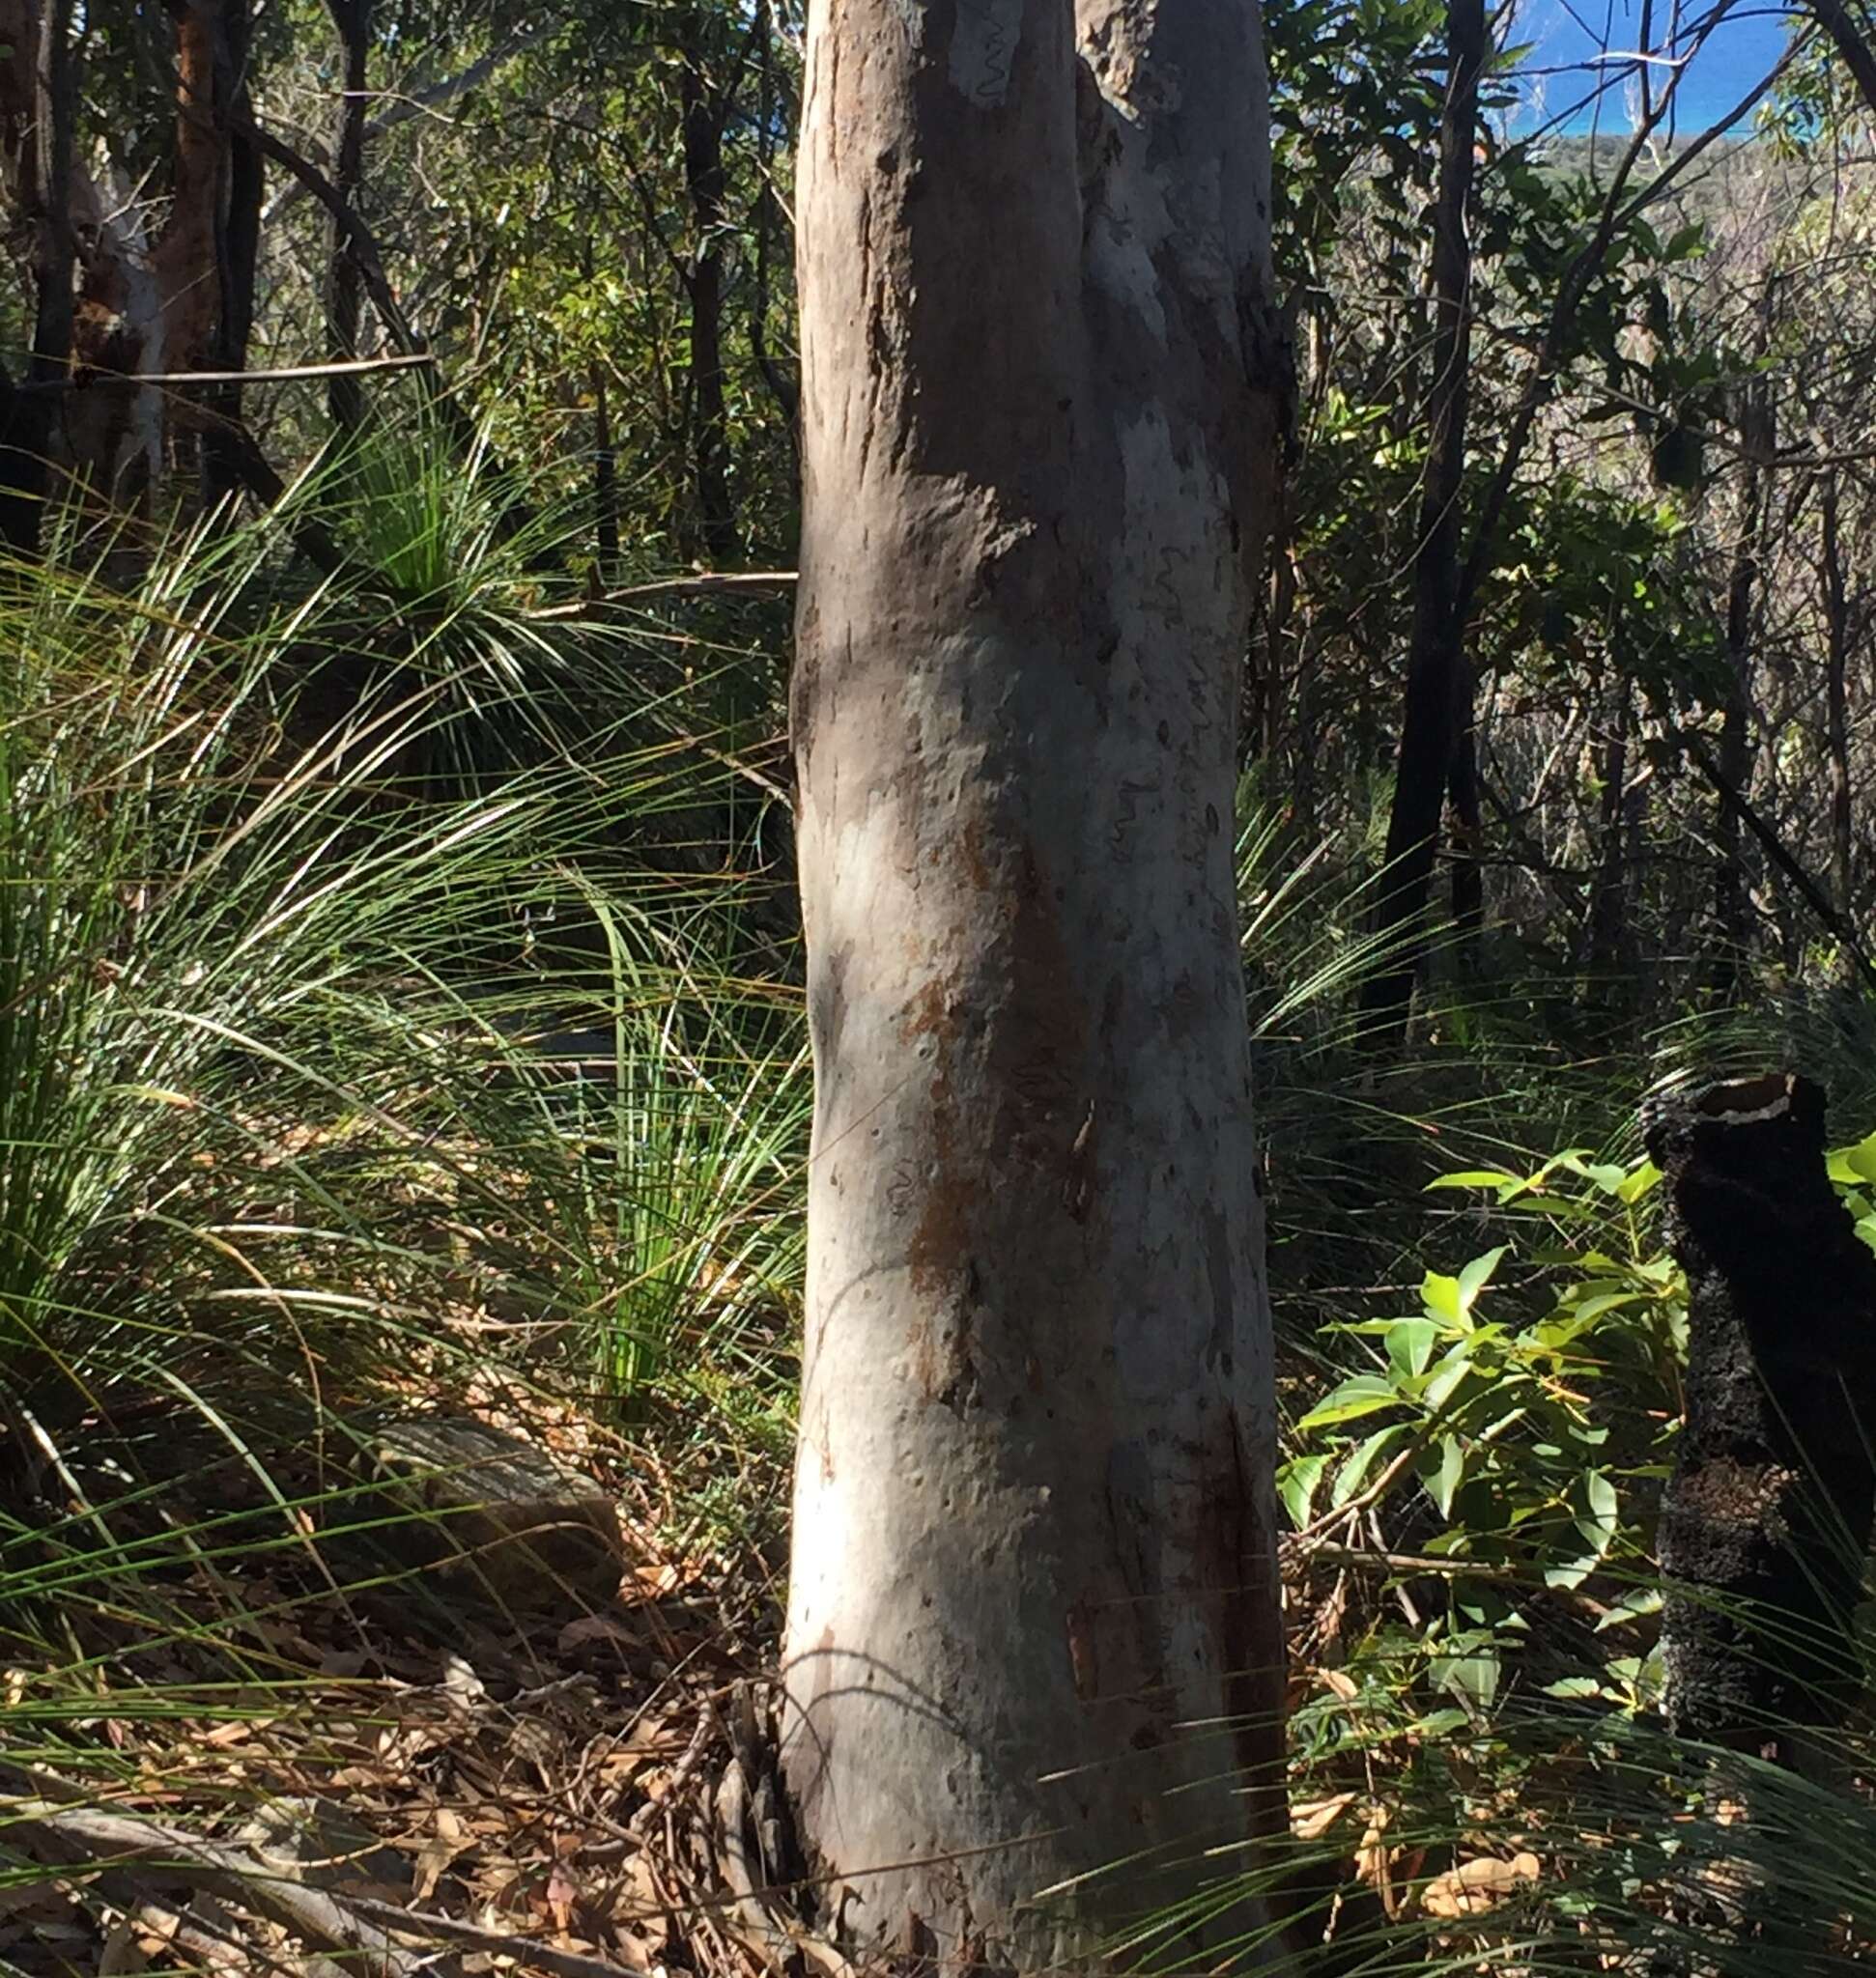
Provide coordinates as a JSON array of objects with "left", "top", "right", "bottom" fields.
[{"left": 782, "top": 0, "right": 1292, "bottom": 1965}]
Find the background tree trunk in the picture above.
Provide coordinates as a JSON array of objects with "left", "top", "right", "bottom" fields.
[
  {"left": 202, "top": 0, "right": 262, "bottom": 507},
  {"left": 678, "top": 6, "right": 734, "bottom": 561},
  {"left": 1822, "top": 474, "right": 1854, "bottom": 925},
  {"left": 326, "top": 0, "right": 372, "bottom": 434},
  {"left": 1360, "top": 0, "right": 1485, "bottom": 1042},
  {"left": 1712, "top": 294, "right": 1775, "bottom": 998},
  {"left": 782, "top": 0, "right": 1291, "bottom": 1963}
]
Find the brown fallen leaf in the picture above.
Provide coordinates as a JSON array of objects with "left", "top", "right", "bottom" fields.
[
  {"left": 1420, "top": 1851, "right": 1541, "bottom": 1919},
  {"left": 1292, "top": 1791, "right": 1358, "bottom": 1844}
]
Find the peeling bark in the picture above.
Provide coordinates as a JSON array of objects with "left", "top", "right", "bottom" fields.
[{"left": 782, "top": 0, "right": 1290, "bottom": 1963}]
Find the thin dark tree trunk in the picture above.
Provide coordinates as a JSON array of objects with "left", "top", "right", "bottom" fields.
[
  {"left": 1583, "top": 670, "right": 1632, "bottom": 994},
  {"left": 28, "top": 0, "right": 74, "bottom": 386},
  {"left": 326, "top": 0, "right": 372, "bottom": 433},
  {"left": 0, "top": 0, "right": 76, "bottom": 544},
  {"left": 592, "top": 360, "right": 618, "bottom": 571},
  {"left": 203, "top": 0, "right": 261, "bottom": 507},
  {"left": 748, "top": 0, "right": 797, "bottom": 457},
  {"left": 1712, "top": 292, "right": 1775, "bottom": 998},
  {"left": 1809, "top": 0, "right": 1876, "bottom": 115},
  {"left": 0, "top": 359, "right": 36, "bottom": 551},
  {"left": 1360, "top": 0, "right": 1485, "bottom": 1041},
  {"left": 1822, "top": 474, "right": 1854, "bottom": 928},
  {"left": 679, "top": 9, "right": 734, "bottom": 561},
  {"left": 1448, "top": 668, "right": 1483, "bottom": 950}
]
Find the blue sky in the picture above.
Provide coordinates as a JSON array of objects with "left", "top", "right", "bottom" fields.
[{"left": 1506, "top": 2, "right": 1798, "bottom": 133}]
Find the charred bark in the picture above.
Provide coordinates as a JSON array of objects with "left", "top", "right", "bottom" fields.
[{"left": 1643, "top": 1073, "right": 1876, "bottom": 1752}]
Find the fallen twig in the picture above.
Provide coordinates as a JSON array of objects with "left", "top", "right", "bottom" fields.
[
  {"left": 525, "top": 571, "right": 798, "bottom": 619},
  {"left": 1, "top": 1799, "right": 442, "bottom": 1978}
]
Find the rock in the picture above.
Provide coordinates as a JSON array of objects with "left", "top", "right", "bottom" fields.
[{"left": 357, "top": 1415, "right": 624, "bottom": 1611}]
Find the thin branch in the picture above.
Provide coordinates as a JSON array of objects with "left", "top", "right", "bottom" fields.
[
  {"left": 2, "top": 1800, "right": 441, "bottom": 1978},
  {"left": 1809, "top": 0, "right": 1876, "bottom": 116},
  {"left": 1681, "top": 728, "right": 1876, "bottom": 994},
  {"left": 10, "top": 353, "right": 435, "bottom": 393},
  {"left": 260, "top": 29, "right": 559, "bottom": 223},
  {"left": 526, "top": 570, "right": 798, "bottom": 618},
  {"left": 232, "top": 108, "right": 424, "bottom": 356}
]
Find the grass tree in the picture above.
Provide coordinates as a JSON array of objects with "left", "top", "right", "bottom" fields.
[{"left": 781, "top": 0, "right": 1293, "bottom": 1963}]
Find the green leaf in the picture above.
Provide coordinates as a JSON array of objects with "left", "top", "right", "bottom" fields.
[
  {"left": 1830, "top": 1132, "right": 1876, "bottom": 1185},
  {"left": 1423, "top": 1434, "right": 1465, "bottom": 1518},
  {"left": 1425, "top": 1170, "right": 1520, "bottom": 1192},
  {"left": 1595, "top": 1588, "right": 1663, "bottom": 1632},
  {"left": 1542, "top": 1675, "right": 1606, "bottom": 1700},
  {"left": 1332, "top": 1425, "right": 1409, "bottom": 1509},
  {"left": 1296, "top": 1374, "right": 1402, "bottom": 1433},
  {"left": 1615, "top": 1160, "right": 1663, "bottom": 1204},
  {"left": 1279, "top": 1453, "right": 1333, "bottom": 1529},
  {"left": 1456, "top": 1246, "right": 1507, "bottom": 1314},
  {"left": 1422, "top": 1348, "right": 1476, "bottom": 1414},
  {"left": 1386, "top": 1316, "right": 1439, "bottom": 1378},
  {"left": 1430, "top": 1643, "right": 1500, "bottom": 1712},
  {"left": 1421, "top": 1270, "right": 1463, "bottom": 1325}
]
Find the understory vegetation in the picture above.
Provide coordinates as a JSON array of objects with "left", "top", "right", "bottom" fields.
[{"left": 5, "top": 0, "right": 1876, "bottom": 1972}]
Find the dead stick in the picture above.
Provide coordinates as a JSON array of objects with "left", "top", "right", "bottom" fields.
[
  {"left": 1, "top": 1800, "right": 441, "bottom": 1978},
  {"left": 13, "top": 354, "right": 435, "bottom": 393}
]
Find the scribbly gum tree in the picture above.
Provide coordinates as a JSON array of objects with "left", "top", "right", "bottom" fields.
[{"left": 782, "top": 0, "right": 1292, "bottom": 1963}]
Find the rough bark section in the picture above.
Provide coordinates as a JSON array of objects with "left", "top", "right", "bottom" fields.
[
  {"left": 1642, "top": 1074, "right": 1876, "bottom": 1752},
  {"left": 782, "top": 0, "right": 1286, "bottom": 1964}
]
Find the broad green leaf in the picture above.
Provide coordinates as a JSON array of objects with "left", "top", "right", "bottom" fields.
[
  {"left": 1296, "top": 1374, "right": 1402, "bottom": 1433},
  {"left": 1542, "top": 1675, "right": 1606, "bottom": 1699},
  {"left": 1829, "top": 1132, "right": 1876, "bottom": 1185},
  {"left": 1595, "top": 1589, "right": 1663, "bottom": 1632},
  {"left": 1615, "top": 1160, "right": 1662, "bottom": 1203},
  {"left": 1422, "top": 1434, "right": 1465, "bottom": 1518},
  {"left": 1584, "top": 1469, "right": 1620, "bottom": 1539},
  {"left": 1279, "top": 1453, "right": 1333, "bottom": 1529},
  {"left": 1386, "top": 1316, "right": 1439, "bottom": 1378},
  {"left": 1421, "top": 1270, "right": 1464, "bottom": 1326},
  {"left": 1332, "top": 1425, "right": 1409, "bottom": 1510},
  {"left": 1425, "top": 1170, "right": 1520, "bottom": 1192},
  {"left": 1456, "top": 1246, "right": 1507, "bottom": 1314},
  {"left": 1422, "top": 1348, "right": 1476, "bottom": 1414}
]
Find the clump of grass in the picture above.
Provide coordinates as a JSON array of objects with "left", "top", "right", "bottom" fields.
[{"left": 0, "top": 499, "right": 797, "bottom": 1709}]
